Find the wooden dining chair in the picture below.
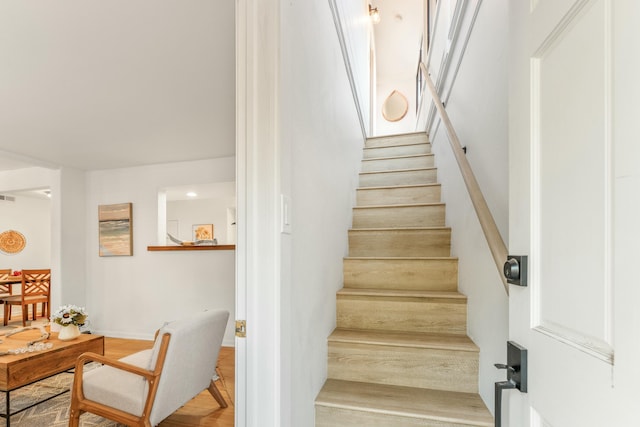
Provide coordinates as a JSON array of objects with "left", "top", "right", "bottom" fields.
[
  {"left": 0, "top": 269, "right": 50, "bottom": 326},
  {"left": 0, "top": 270, "right": 12, "bottom": 299}
]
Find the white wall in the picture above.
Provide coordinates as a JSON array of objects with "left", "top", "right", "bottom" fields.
[
  {"left": 278, "top": 1, "right": 365, "bottom": 425},
  {"left": 0, "top": 166, "right": 88, "bottom": 312},
  {"left": 421, "top": 0, "right": 509, "bottom": 412},
  {"left": 52, "top": 167, "right": 87, "bottom": 311},
  {"left": 330, "top": 0, "right": 371, "bottom": 135},
  {"left": 0, "top": 167, "right": 54, "bottom": 295},
  {"left": 85, "top": 157, "right": 237, "bottom": 346},
  {"left": 167, "top": 192, "right": 236, "bottom": 244},
  {"left": 0, "top": 195, "right": 51, "bottom": 270}
]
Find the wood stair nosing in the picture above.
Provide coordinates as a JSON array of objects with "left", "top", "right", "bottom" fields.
[
  {"left": 365, "top": 133, "right": 430, "bottom": 148},
  {"left": 337, "top": 287, "right": 466, "bottom": 301},
  {"left": 361, "top": 156, "right": 435, "bottom": 173},
  {"left": 315, "top": 379, "right": 494, "bottom": 427},
  {"left": 359, "top": 167, "right": 437, "bottom": 177},
  {"left": 363, "top": 141, "right": 431, "bottom": 150},
  {"left": 356, "top": 183, "right": 441, "bottom": 191},
  {"left": 363, "top": 143, "right": 431, "bottom": 158},
  {"left": 349, "top": 226, "right": 451, "bottom": 232},
  {"left": 362, "top": 153, "right": 434, "bottom": 163},
  {"left": 359, "top": 168, "right": 438, "bottom": 188},
  {"left": 353, "top": 202, "right": 445, "bottom": 210},
  {"left": 328, "top": 328, "right": 479, "bottom": 352},
  {"left": 344, "top": 256, "right": 458, "bottom": 261},
  {"left": 356, "top": 184, "right": 442, "bottom": 206}
]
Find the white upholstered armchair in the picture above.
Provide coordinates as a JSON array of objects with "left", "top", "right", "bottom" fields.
[{"left": 68, "top": 309, "right": 230, "bottom": 427}]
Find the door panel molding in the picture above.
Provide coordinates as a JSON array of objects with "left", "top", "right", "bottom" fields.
[
  {"left": 531, "top": 407, "right": 555, "bottom": 427},
  {"left": 529, "top": 0, "right": 613, "bottom": 363},
  {"left": 533, "top": 324, "right": 612, "bottom": 363}
]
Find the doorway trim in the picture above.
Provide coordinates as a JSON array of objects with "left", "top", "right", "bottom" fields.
[{"left": 235, "top": 0, "right": 282, "bottom": 426}]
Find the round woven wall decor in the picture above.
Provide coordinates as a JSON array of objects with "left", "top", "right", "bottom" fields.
[{"left": 0, "top": 230, "right": 26, "bottom": 254}]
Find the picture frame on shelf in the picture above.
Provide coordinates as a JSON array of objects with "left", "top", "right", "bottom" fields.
[{"left": 192, "top": 224, "right": 214, "bottom": 242}]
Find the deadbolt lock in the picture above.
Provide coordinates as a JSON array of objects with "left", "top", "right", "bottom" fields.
[{"left": 504, "top": 255, "right": 527, "bottom": 287}]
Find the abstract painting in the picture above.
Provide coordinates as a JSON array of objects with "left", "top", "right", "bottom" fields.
[{"left": 98, "top": 203, "right": 133, "bottom": 256}]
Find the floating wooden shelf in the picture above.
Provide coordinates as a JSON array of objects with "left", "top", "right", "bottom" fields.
[{"left": 147, "top": 245, "right": 236, "bottom": 252}]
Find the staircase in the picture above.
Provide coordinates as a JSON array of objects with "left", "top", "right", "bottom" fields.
[{"left": 315, "top": 133, "right": 493, "bottom": 427}]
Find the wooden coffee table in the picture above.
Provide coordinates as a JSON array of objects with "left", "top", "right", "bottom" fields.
[{"left": 0, "top": 329, "right": 104, "bottom": 426}]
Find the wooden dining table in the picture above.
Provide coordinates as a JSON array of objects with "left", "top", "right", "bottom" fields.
[
  {"left": 0, "top": 276, "right": 22, "bottom": 295},
  {"left": 0, "top": 276, "right": 22, "bottom": 285}
]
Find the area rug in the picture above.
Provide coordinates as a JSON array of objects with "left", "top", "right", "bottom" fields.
[{"left": 0, "top": 364, "right": 123, "bottom": 426}]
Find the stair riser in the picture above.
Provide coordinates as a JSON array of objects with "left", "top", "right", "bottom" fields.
[
  {"left": 316, "top": 406, "right": 475, "bottom": 427},
  {"left": 357, "top": 185, "right": 441, "bottom": 206},
  {"left": 361, "top": 155, "right": 434, "bottom": 173},
  {"left": 364, "top": 143, "right": 431, "bottom": 159},
  {"left": 343, "top": 258, "right": 458, "bottom": 291},
  {"left": 366, "top": 133, "right": 429, "bottom": 148},
  {"left": 352, "top": 205, "right": 445, "bottom": 228},
  {"left": 349, "top": 229, "right": 451, "bottom": 257},
  {"left": 328, "top": 342, "right": 478, "bottom": 393},
  {"left": 360, "top": 169, "right": 437, "bottom": 187},
  {"left": 337, "top": 296, "right": 467, "bottom": 335}
]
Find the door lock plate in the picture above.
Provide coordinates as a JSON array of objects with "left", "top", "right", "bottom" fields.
[
  {"left": 504, "top": 255, "right": 527, "bottom": 286},
  {"left": 235, "top": 320, "right": 246, "bottom": 338}
]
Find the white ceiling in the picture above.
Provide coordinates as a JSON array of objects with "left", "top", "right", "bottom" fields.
[
  {"left": 0, "top": 1, "right": 235, "bottom": 172},
  {"left": 164, "top": 181, "right": 235, "bottom": 202}
]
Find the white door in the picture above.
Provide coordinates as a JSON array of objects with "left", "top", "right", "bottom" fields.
[{"left": 508, "top": 1, "right": 640, "bottom": 426}]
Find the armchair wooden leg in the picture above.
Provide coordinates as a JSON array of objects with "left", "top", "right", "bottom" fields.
[
  {"left": 3, "top": 303, "right": 8, "bottom": 326},
  {"left": 208, "top": 380, "right": 228, "bottom": 408},
  {"left": 68, "top": 406, "right": 81, "bottom": 427}
]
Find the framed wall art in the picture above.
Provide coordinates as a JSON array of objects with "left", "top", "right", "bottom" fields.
[
  {"left": 192, "top": 224, "right": 214, "bottom": 242},
  {"left": 98, "top": 203, "right": 133, "bottom": 256}
]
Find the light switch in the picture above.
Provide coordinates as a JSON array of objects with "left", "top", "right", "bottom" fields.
[{"left": 281, "top": 194, "right": 292, "bottom": 234}]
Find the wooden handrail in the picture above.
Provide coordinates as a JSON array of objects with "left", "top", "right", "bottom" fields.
[{"left": 420, "top": 62, "right": 509, "bottom": 295}]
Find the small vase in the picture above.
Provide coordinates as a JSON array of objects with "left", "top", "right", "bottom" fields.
[{"left": 58, "top": 324, "right": 81, "bottom": 341}]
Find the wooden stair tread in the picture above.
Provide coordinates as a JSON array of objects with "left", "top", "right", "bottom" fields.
[
  {"left": 357, "top": 183, "right": 440, "bottom": 191},
  {"left": 345, "top": 256, "right": 457, "bottom": 261},
  {"left": 362, "top": 153, "right": 434, "bottom": 162},
  {"left": 360, "top": 167, "right": 436, "bottom": 175},
  {"left": 365, "top": 133, "right": 430, "bottom": 148},
  {"left": 317, "top": 131, "right": 494, "bottom": 425},
  {"left": 338, "top": 288, "right": 466, "bottom": 300},
  {"left": 366, "top": 132, "right": 427, "bottom": 140},
  {"left": 329, "top": 328, "right": 479, "bottom": 352},
  {"left": 349, "top": 226, "right": 451, "bottom": 232},
  {"left": 353, "top": 202, "right": 445, "bottom": 209},
  {"left": 364, "top": 142, "right": 430, "bottom": 149},
  {"left": 316, "top": 379, "right": 493, "bottom": 426}
]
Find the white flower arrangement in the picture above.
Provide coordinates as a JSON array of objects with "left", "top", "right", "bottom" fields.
[{"left": 51, "top": 305, "right": 88, "bottom": 327}]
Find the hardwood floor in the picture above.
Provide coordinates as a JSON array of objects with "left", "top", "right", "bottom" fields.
[{"left": 104, "top": 337, "right": 235, "bottom": 427}]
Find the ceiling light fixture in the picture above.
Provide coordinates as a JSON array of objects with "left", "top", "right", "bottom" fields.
[
  {"left": 186, "top": 192, "right": 198, "bottom": 198},
  {"left": 369, "top": 4, "right": 380, "bottom": 24}
]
